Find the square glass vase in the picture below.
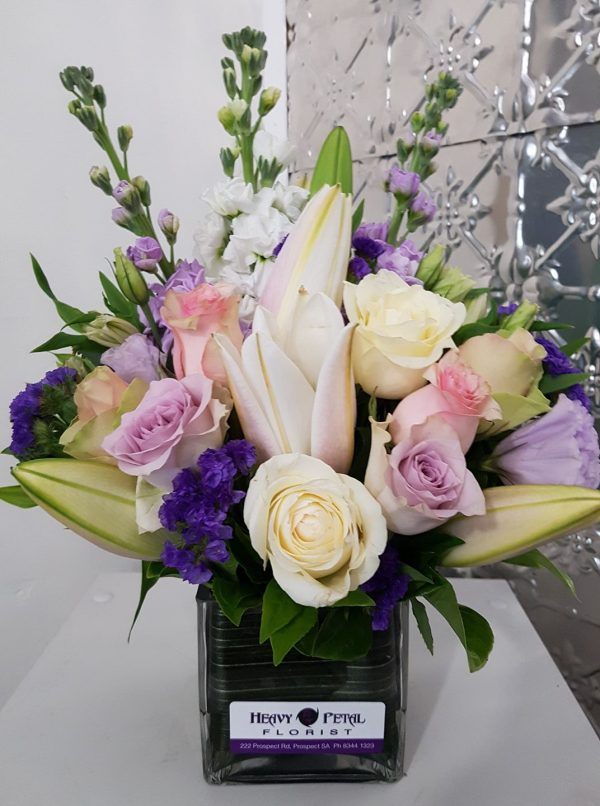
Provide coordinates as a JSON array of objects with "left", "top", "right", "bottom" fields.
[{"left": 197, "top": 593, "right": 408, "bottom": 784}]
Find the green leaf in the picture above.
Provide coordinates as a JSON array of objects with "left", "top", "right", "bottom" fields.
[
  {"left": 212, "top": 575, "right": 260, "bottom": 627},
  {"left": 229, "top": 523, "right": 270, "bottom": 585},
  {"left": 539, "top": 372, "right": 588, "bottom": 395},
  {"left": 312, "top": 607, "right": 372, "bottom": 661},
  {"left": 310, "top": 126, "right": 353, "bottom": 196},
  {"left": 411, "top": 599, "right": 433, "bottom": 654},
  {"left": 128, "top": 561, "right": 179, "bottom": 640},
  {"left": 351, "top": 199, "right": 365, "bottom": 233},
  {"left": 424, "top": 575, "right": 493, "bottom": 672},
  {"left": 452, "top": 322, "right": 497, "bottom": 345},
  {"left": 530, "top": 320, "right": 574, "bottom": 332},
  {"left": 31, "top": 332, "right": 97, "bottom": 353},
  {"left": 270, "top": 607, "right": 318, "bottom": 666},
  {"left": 0, "top": 484, "right": 36, "bottom": 508},
  {"left": 458, "top": 605, "right": 495, "bottom": 673},
  {"left": 560, "top": 336, "right": 589, "bottom": 357},
  {"left": 505, "top": 549, "right": 576, "bottom": 596},
  {"left": 401, "top": 563, "right": 433, "bottom": 583},
  {"left": 332, "top": 589, "right": 375, "bottom": 607},
  {"left": 31, "top": 255, "right": 94, "bottom": 333},
  {"left": 259, "top": 579, "right": 303, "bottom": 643},
  {"left": 99, "top": 271, "right": 140, "bottom": 325}
]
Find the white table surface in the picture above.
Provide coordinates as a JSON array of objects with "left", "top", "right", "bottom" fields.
[{"left": 1, "top": 574, "right": 599, "bottom": 806}]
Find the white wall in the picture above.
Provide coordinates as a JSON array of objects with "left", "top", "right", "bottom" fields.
[{"left": 0, "top": 0, "right": 286, "bottom": 707}]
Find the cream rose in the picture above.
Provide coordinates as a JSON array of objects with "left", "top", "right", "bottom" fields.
[
  {"left": 343, "top": 270, "right": 466, "bottom": 399},
  {"left": 244, "top": 454, "right": 387, "bottom": 607}
]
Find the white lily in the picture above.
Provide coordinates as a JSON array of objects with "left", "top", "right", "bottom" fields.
[
  {"left": 259, "top": 184, "right": 352, "bottom": 337},
  {"left": 440, "top": 484, "right": 600, "bottom": 567},
  {"left": 215, "top": 303, "right": 356, "bottom": 472}
]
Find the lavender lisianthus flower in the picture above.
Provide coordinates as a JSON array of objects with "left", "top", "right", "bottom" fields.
[
  {"left": 388, "top": 166, "right": 420, "bottom": 199},
  {"left": 112, "top": 180, "right": 139, "bottom": 211},
  {"left": 422, "top": 129, "right": 443, "bottom": 152},
  {"left": 101, "top": 333, "right": 162, "bottom": 384},
  {"left": 410, "top": 191, "right": 437, "bottom": 223},
  {"left": 127, "top": 237, "right": 163, "bottom": 271},
  {"left": 361, "top": 544, "right": 410, "bottom": 631},
  {"left": 352, "top": 222, "right": 391, "bottom": 260},
  {"left": 376, "top": 239, "right": 424, "bottom": 284},
  {"left": 489, "top": 394, "right": 600, "bottom": 488}
]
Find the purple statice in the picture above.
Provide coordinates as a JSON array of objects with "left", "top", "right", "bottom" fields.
[
  {"left": 272, "top": 234, "right": 288, "bottom": 257},
  {"left": 158, "top": 440, "right": 256, "bottom": 585},
  {"left": 565, "top": 383, "right": 592, "bottom": 412},
  {"left": 348, "top": 256, "right": 371, "bottom": 281},
  {"left": 534, "top": 334, "right": 592, "bottom": 410},
  {"left": 388, "top": 166, "right": 420, "bottom": 199},
  {"left": 497, "top": 301, "right": 519, "bottom": 317},
  {"left": 361, "top": 545, "right": 410, "bottom": 631},
  {"left": 352, "top": 222, "right": 391, "bottom": 260},
  {"left": 144, "top": 258, "right": 206, "bottom": 352},
  {"left": 9, "top": 367, "right": 77, "bottom": 459},
  {"left": 127, "top": 237, "right": 163, "bottom": 271},
  {"left": 376, "top": 240, "right": 424, "bottom": 285},
  {"left": 410, "top": 190, "right": 437, "bottom": 223}
]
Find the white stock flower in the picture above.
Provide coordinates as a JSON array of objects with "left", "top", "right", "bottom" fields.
[
  {"left": 204, "top": 177, "right": 255, "bottom": 216},
  {"left": 244, "top": 454, "right": 387, "bottom": 607},
  {"left": 254, "top": 130, "right": 296, "bottom": 167},
  {"left": 272, "top": 182, "right": 309, "bottom": 222},
  {"left": 194, "top": 210, "right": 230, "bottom": 275},
  {"left": 223, "top": 206, "right": 290, "bottom": 273}
]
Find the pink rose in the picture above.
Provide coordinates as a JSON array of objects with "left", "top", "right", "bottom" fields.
[
  {"left": 102, "top": 375, "right": 230, "bottom": 488},
  {"left": 389, "top": 351, "right": 501, "bottom": 452},
  {"left": 365, "top": 416, "right": 485, "bottom": 535},
  {"left": 161, "top": 282, "right": 243, "bottom": 384}
]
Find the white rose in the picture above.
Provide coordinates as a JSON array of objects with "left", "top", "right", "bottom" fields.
[
  {"left": 343, "top": 270, "right": 466, "bottom": 399},
  {"left": 244, "top": 454, "right": 387, "bottom": 607}
]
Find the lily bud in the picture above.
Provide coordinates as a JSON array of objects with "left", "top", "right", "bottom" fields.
[
  {"left": 258, "top": 86, "right": 281, "bottom": 116},
  {"left": 132, "top": 175, "right": 151, "bottom": 207},
  {"left": 83, "top": 314, "right": 138, "bottom": 347},
  {"left": 117, "top": 124, "right": 133, "bottom": 153},
  {"left": 441, "top": 485, "right": 600, "bottom": 567},
  {"left": 89, "top": 165, "right": 112, "bottom": 196},
  {"left": 114, "top": 247, "right": 149, "bottom": 305}
]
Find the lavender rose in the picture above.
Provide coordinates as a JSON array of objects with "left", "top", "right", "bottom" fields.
[
  {"left": 489, "top": 394, "right": 600, "bottom": 488},
  {"left": 101, "top": 333, "right": 163, "bottom": 384},
  {"left": 365, "top": 416, "right": 485, "bottom": 534},
  {"left": 102, "top": 375, "right": 230, "bottom": 488},
  {"left": 127, "top": 237, "right": 163, "bottom": 271}
]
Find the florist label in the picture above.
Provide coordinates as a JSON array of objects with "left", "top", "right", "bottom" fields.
[{"left": 229, "top": 701, "right": 385, "bottom": 754}]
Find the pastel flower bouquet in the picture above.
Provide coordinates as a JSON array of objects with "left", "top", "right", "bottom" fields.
[{"left": 3, "top": 27, "right": 600, "bottom": 784}]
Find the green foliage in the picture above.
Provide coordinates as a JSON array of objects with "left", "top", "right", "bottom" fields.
[
  {"left": 31, "top": 254, "right": 96, "bottom": 333},
  {"left": 0, "top": 485, "right": 36, "bottom": 509},
  {"left": 311, "top": 608, "right": 373, "bottom": 661},
  {"left": 351, "top": 199, "right": 365, "bottom": 233},
  {"left": 99, "top": 271, "right": 142, "bottom": 328},
  {"left": 270, "top": 608, "right": 318, "bottom": 666},
  {"left": 505, "top": 549, "right": 576, "bottom": 596},
  {"left": 539, "top": 372, "right": 589, "bottom": 395},
  {"left": 128, "top": 561, "right": 180, "bottom": 640},
  {"left": 411, "top": 598, "right": 433, "bottom": 654},
  {"left": 310, "top": 126, "right": 353, "bottom": 196},
  {"left": 560, "top": 336, "right": 589, "bottom": 357}
]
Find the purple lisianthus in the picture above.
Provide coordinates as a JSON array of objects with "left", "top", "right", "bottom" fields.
[
  {"left": 361, "top": 545, "right": 410, "bottom": 631},
  {"left": 145, "top": 258, "right": 206, "bottom": 351},
  {"left": 111, "top": 207, "right": 130, "bottom": 227},
  {"left": 101, "top": 333, "right": 162, "bottom": 384},
  {"left": 410, "top": 190, "right": 437, "bottom": 223},
  {"left": 388, "top": 166, "right": 420, "bottom": 199},
  {"left": 376, "top": 239, "right": 424, "bottom": 285},
  {"left": 489, "top": 394, "right": 600, "bottom": 489},
  {"left": 352, "top": 221, "right": 391, "bottom": 260},
  {"left": 127, "top": 237, "right": 163, "bottom": 271},
  {"left": 422, "top": 129, "right": 443, "bottom": 152},
  {"left": 112, "top": 180, "right": 139, "bottom": 211},
  {"left": 157, "top": 208, "right": 179, "bottom": 240},
  {"left": 348, "top": 256, "right": 371, "bottom": 281},
  {"left": 159, "top": 440, "right": 256, "bottom": 585}
]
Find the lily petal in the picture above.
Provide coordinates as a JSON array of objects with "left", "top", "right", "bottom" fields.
[{"left": 311, "top": 323, "right": 356, "bottom": 473}]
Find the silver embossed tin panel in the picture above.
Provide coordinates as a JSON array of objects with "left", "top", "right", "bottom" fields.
[{"left": 287, "top": 0, "right": 600, "bottom": 736}]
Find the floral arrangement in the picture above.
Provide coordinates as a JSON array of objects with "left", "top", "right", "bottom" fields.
[{"left": 4, "top": 27, "right": 600, "bottom": 672}]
